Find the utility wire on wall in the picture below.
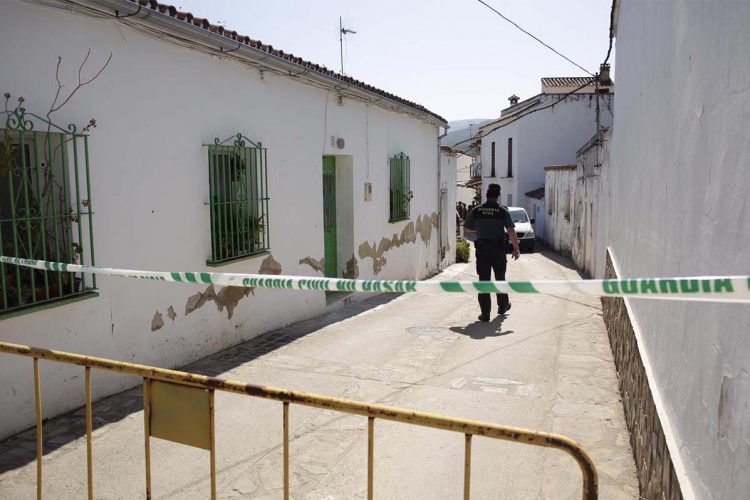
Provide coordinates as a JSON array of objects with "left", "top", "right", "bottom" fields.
[{"left": 603, "top": 0, "right": 617, "bottom": 66}]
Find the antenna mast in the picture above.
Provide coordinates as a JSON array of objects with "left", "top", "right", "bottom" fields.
[{"left": 339, "top": 16, "right": 357, "bottom": 74}]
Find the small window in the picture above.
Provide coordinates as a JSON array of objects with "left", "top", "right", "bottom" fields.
[
  {"left": 507, "top": 138, "right": 513, "bottom": 178},
  {"left": 1, "top": 110, "right": 96, "bottom": 316},
  {"left": 564, "top": 187, "right": 571, "bottom": 220},
  {"left": 207, "top": 134, "right": 269, "bottom": 264},
  {"left": 547, "top": 188, "right": 554, "bottom": 216},
  {"left": 490, "top": 141, "right": 496, "bottom": 177},
  {"left": 389, "top": 152, "right": 411, "bottom": 222}
]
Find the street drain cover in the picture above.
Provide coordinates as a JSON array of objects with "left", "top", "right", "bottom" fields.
[{"left": 406, "top": 326, "right": 453, "bottom": 338}]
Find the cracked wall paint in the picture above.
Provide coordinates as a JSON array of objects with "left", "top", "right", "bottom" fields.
[
  {"left": 358, "top": 212, "right": 438, "bottom": 274},
  {"left": 258, "top": 254, "right": 282, "bottom": 275},
  {"left": 151, "top": 311, "right": 164, "bottom": 332},
  {"left": 343, "top": 254, "right": 359, "bottom": 279},
  {"left": 184, "top": 284, "right": 253, "bottom": 320},
  {"left": 415, "top": 212, "right": 439, "bottom": 244},
  {"left": 167, "top": 306, "right": 176, "bottom": 322},
  {"left": 299, "top": 256, "right": 325, "bottom": 274},
  {"left": 182, "top": 254, "right": 283, "bottom": 320}
]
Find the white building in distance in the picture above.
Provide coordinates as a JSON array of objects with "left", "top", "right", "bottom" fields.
[{"left": 478, "top": 78, "right": 613, "bottom": 235}]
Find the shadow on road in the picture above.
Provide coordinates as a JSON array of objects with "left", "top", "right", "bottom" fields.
[
  {"left": 450, "top": 316, "right": 513, "bottom": 339},
  {"left": 534, "top": 246, "right": 584, "bottom": 275},
  {"left": 0, "top": 293, "right": 402, "bottom": 474}
]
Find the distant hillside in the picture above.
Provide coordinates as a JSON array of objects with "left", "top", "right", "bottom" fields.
[{"left": 441, "top": 118, "right": 492, "bottom": 153}]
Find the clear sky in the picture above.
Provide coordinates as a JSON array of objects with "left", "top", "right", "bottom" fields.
[{"left": 174, "top": 0, "right": 614, "bottom": 122}]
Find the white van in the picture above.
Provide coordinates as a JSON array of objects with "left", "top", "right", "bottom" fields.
[{"left": 506, "top": 206, "right": 536, "bottom": 252}]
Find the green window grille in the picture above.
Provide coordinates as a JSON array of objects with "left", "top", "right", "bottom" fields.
[
  {"left": 207, "top": 133, "right": 269, "bottom": 264},
  {"left": 389, "top": 152, "right": 412, "bottom": 222},
  {"left": 1, "top": 107, "right": 96, "bottom": 317}
]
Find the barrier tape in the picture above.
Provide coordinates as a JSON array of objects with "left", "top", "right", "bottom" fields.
[{"left": 2, "top": 256, "right": 750, "bottom": 303}]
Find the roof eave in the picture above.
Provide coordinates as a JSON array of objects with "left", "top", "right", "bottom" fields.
[{"left": 74, "top": 0, "right": 447, "bottom": 127}]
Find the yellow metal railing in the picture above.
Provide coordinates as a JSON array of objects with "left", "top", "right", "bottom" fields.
[{"left": 0, "top": 341, "right": 598, "bottom": 499}]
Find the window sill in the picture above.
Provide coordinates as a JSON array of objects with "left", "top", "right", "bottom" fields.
[
  {"left": 388, "top": 216, "right": 410, "bottom": 224},
  {"left": 206, "top": 250, "right": 271, "bottom": 268},
  {"left": 1, "top": 290, "right": 100, "bottom": 321}
]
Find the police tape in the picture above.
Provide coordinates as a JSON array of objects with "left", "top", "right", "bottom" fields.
[{"left": 2, "top": 256, "right": 750, "bottom": 303}]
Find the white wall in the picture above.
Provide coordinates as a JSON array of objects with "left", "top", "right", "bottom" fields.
[
  {"left": 439, "top": 150, "right": 457, "bottom": 268},
  {"left": 572, "top": 130, "right": 610, "bottom": 278},
  {"left": 455, "top": 154, "right": 475, "bottom": 206},
  {"left": 608, "top": 1, "right": 750, "bottom": 497},
  {"left": 481, "top": 93, "right": 613, "bottom": 213},
  {"left": 479, "top": 121, "right": 518, "bottom": 204},
  {"left": 544, "top": 167, "right": 576, "bottom": 255},
  {"left": 0, "top": 0, "right": 442, "bottom": 438}
]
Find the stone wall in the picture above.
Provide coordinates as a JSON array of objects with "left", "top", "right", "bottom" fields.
[{"left": 602, "top": 251, "right": 682, "bottom": 500}]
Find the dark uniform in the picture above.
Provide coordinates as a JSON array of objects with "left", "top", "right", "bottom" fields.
[{"left": 464, "top": 201, "right": 515, "bottom": 318}]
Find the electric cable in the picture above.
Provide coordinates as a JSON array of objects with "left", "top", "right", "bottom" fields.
[
  {"left": 475, "top": 0, "right": 594, "bottom": 76},
  {"left": 603, "top": 0, "right": 617, "bottom": 65}
]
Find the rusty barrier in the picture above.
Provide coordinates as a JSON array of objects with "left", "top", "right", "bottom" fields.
[{"left": 0, "top": 341, "right": 598, "bottom": 499}]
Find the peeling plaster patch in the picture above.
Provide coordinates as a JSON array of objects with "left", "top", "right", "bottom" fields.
[
  {"left": 343, "top": 254, "right": 359, "bottom": 279},
  {"left": 181, "top": 254, "right": 281, "bottom": 320},
  {"left": 151, "top": 311, "right": 164, "bottom": 332},
  {"left": 214, "top": 286, "right": 254, "bottom": 319},
  {"left": 416, "top": 212, "right": 439, "bottom": 244},
  {"left": 167, "top": 306, "right": 177, "bottom": 322},
  {"left": 184, "top": 284, "right": 254, "bottom": 320},
  {"left": 357, "top": 212, "right": 438, "bottom": 275},
  {"left": 299, "top": 256, "right": 325, "bottom": 274},
  {"left": 358, "top": 221, "right": 416, "bottom": 274},
  {"left": 259, "top": 254, "right": 282, "bottom": 275},
  {"left": 185, "top": 285, "right": 216, "bottom": 316}
]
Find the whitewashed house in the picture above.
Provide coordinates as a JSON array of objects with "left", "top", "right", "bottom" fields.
[
  {"left": 0, "top": 0, "right": 453, "bottom": 438},
  {"left": 601, "top": 1, "right": 750, "bottom": 498},
  {"left": 478, "top": 78, "right": 613, "bottom": 232}
]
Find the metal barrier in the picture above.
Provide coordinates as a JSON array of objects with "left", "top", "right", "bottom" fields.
[{"left": 0, "top": 341, "right": 598, "bottom": 499}]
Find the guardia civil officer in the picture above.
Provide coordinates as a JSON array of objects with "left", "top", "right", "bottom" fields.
[{"left": 463, "top": 184, "right": 520, "bottom": 322}]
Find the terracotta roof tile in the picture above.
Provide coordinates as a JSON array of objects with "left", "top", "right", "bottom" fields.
[
  {"left": 129, "top": 0, "right": 445, "bottom": 123},
  {"left": 541, "top": 77, "right": 598, "bottom": 88}
]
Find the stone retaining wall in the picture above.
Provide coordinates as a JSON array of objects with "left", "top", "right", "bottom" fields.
[{"left": 602, "top": 251, "right": 683, "bottom": 500}]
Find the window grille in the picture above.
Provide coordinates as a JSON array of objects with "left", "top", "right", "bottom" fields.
[
  {"left": 389, "top": 153, "right": 411, "bottom": 222},
  {"left": 207, "top": 134, "right": 269, "bottom": 264},
  {"left": 1, "top": 108, "right": 96, "bottom": 316}
]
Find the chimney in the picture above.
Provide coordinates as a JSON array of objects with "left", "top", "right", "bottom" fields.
[
  {"left": 508, "top": 94, "right": 520, "bottom": 106},
  {"left": 598, "top": 63, "right": 613, "bottom": 87}
]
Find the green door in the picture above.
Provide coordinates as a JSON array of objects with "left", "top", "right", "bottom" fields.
[{"left": 322, "top": 156, "right": 337, "bottom": 277}]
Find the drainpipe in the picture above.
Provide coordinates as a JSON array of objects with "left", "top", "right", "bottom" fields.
[{"left": 437, "top": 125, "right": 449, "bottom": 271}]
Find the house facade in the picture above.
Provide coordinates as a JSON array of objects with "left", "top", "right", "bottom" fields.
[
  {"left": 0, "top": 0, "right": 452, "bottom": 438},
  {"left": 602, "top": 1, "right": 750, "bottom": 498},
  {"left": 478, "top": 79, "right": 613, "bottom": 226},
  {"left": 543, "top": 128, "right": 611, "bottom": 277}
]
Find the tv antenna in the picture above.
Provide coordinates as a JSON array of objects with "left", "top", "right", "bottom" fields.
[{"left": 339, "top": 16, "right": 357, "bottom": 74}]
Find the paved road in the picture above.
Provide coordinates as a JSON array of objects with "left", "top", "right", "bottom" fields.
[{"left": 0, "top": 248, "right": 638, "bottom": 499}]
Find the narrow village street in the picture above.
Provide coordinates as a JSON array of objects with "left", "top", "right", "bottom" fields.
[{"left": 0, "top": 248, "right": 638, "bottom": 499}]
